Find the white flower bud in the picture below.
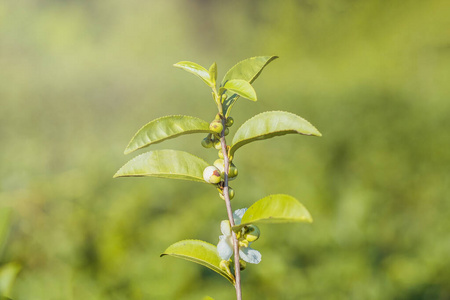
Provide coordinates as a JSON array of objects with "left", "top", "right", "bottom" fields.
[{"left": 203, "top": 166, "right": 221, "bottom": 184}]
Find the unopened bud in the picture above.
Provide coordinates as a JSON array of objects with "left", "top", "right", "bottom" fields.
[
  {"left": 210, "top": 120, "right": 223, "bottom": 134},
  {"left": 203, "top": 166, "right": 221, "bottom": 184},
  {"left": 219, "top": 187, "right": 235, "bottom": 200},
  {"left": 201, "top": 134, "right": 213, "bottom": 148},
  {"left": 229, "top": 163, "right": 238, "bottom": 178},
  {"left": 244, "top": 225, "right": 260, "bottom": 242},
  {"left": 226, "top": 117, "right": 234, "bottom": 127},
  {"left": 214, "top": 159, "right": 225, "bottom": 173},
  {"left": 214, "top": 139, "right": 222, "bottom": 150}
]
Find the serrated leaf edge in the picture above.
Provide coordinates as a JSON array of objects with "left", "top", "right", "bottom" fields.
[
  {"left": 124, "top": 115, "right": 213, "bottom": 154},
  {"left": 232, "top": 194, "right": 313, "bottom": 231},
  {"left": 160, "top": 239, "right": 235, "bottom": 285},
  {"left": 221, "top": 55, "right": 279, "bottom": 86},
  {"left": 114, "top": 150, "right": 209, "bottom": 183},
  {"left": 230, "top": 110, "right": 322, "bottom": 155}
]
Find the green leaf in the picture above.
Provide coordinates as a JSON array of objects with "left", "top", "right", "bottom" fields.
[
  {"left": 124, "top": 115, "right": 212, "bottom": 154},
  {"left": 174, "top": 61, "right": 213, "bottom": 87},
  {"left": 221, "top": 56, "right": 278, "bottom": 117},
  {"left": 161, "top": 240, "right": 235, "bottom": 285},
  {"left": 209, "top": 62, "right": 217, "bottom": 86},
  {"left": 223, "top": 79, "right": 257, "bottom": 102},
  {"left": 203, "top": 297, "right": 215, "bottom": 300},
  {"left": 221, "top": 56, "right": 278, "bottom": 85},
  {"left": 114, "top": 150, "right": 209, "bottom": 183},
  {"left": 233, "top": 194, "right": 313, "bottom": 231},
  {"left": 0, "top": 262, "right": 21, "bottom": 297},
  {"left": 230, "top": 111, "right": 322, "bottom": 156}
]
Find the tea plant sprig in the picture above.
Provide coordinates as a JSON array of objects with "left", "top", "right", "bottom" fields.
[{"left": 114, "top": 56, "right": 321, "bottom": 300}]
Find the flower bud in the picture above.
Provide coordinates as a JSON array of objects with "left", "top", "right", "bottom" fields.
[
  {"left": 224, "top": 127, "right": 230, "bottom": 136},
  {"left": 218, "top": 150, "right": 224, "bottom": 159},
  {"left": 203, "top": 166, "right": 221, "bottom": 184},
  {"left": 214, "top": 159, "right": 225, "bottom": 173},
  {"left": 214, "top": 139, "right": 222, "bottom": 150},
  {"left": 226, "top": 117, "right": 234, "bottom": 127},
  {"left": 219, "top": 187, "right": 235, "bottom": 200},
  {"left": 201, "top": 134, "right": 213, "bottom": 148},
  {"left": 229, "top": 163, "right": 238, "bottom": 178},
  {"left": 209, "top": 120, "right": 223, "bottom": 134},
  {"left": 243, "top": 225, "right": 260, "bottom": 242}
]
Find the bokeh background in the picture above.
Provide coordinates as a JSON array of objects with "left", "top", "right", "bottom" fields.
[{"left": 1, "top": 1, "right": 450, "bottom": 299}]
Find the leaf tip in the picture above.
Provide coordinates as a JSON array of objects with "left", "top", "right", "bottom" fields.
[
  {"left": 112, "top": 169, "right": 122, "bottom": 178},
  {"left": 123, "top": 147, "right": 132, "bottom": 155}
]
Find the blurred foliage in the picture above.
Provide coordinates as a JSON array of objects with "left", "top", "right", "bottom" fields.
[{"left": 1, "top": 0, "right": 450, "bottom": 299}]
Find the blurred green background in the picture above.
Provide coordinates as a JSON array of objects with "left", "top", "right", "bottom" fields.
[{"left": 1, "top": 0, "right": 450, "bottom": 299}]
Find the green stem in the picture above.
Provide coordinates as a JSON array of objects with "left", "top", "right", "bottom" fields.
[
  {"left": 219, "top": 117, "right": 242, "bottom": 300},
  {"left": 212, "top": 87, "right": 223, "bottom": 115}
]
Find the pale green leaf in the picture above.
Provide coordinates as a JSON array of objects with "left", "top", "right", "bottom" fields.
[
  {"left": 209, "top": 62, "right": 217, "bottom": 86},
  {"left": 114, "top": 150, "right": 209, "bottom": 183},
  {"left": 221, "top": 56, "right": 278, "bottom": 85},
  {"left": 221, "top": 56, "right": 278, "bottom": 117},
  {"left": 124, "top": 115, "right": 212, "bottom": 154},
  {"left": 203, "top": 297, "right": 215, "bottom": 300},
  {"left": 174, "top": 61, "right": 213, "bottom": 87},
  {"left": 230, "top": 111, "right": 322, "bottom": 156},
  {"left": 233, "top": 194, "right": 313, "bottom": 231},
  {"left": 223, "top": 79, "right": 257, "bottom": 102},
  {"left": 0, "top": 262, "right": 21, "bottom": 297},
  {"left": 161, "top": 240, "right": 235, "bottom": 285}
]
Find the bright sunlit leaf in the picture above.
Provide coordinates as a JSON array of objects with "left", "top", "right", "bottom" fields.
[
  {"left": 223, "top": 79, "right": 257, "bottom": 102},
  {"left": 221, "top": 56, "right": 278, "bottom": 116},
  {"left": 221, "top": 56, "right": 278, "bottom": 86},
  {"left": 124, "top": 115, "right": 212, "bottom": 154},
  {"left": 174, "top": 61, "right": 213, "bottom": 87},
  {"left": 114, "top": 150, "right": 209, "bottom": 183},
  {"left": 233, "top": 194, "right": 313, "bottom": 231},
  {"left": 230, "top": 111, "right": 322, "bottom": 156},
  {"left": 209, "top": 62, "right": 217, "bottom": 86},
  {"left": 161, "top": 240, "right": 235, "bottom": 285}
]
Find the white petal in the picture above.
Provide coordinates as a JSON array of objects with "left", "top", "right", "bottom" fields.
[
  {"left": 217, "top": 236, "right": 233, "bottom": 260},
  {"left": 239, "top": 246, "right": 261, "bottom": 264},
  {"left": 233, "top": 208, "right": 247, "bottom": 225},
  {"left": 220, "top": 220, "right": 231, "bottom": 236}
]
